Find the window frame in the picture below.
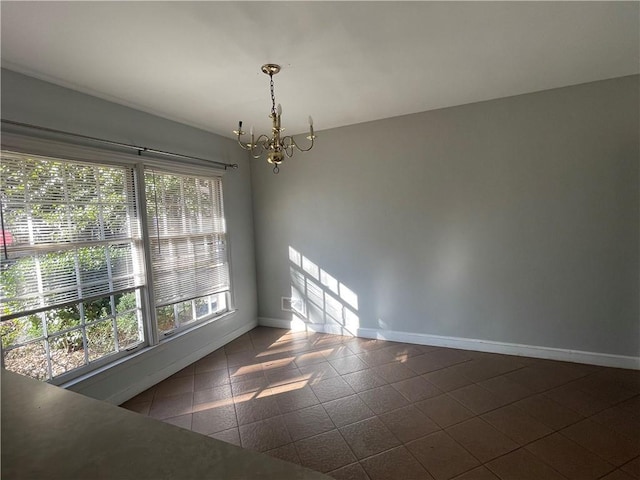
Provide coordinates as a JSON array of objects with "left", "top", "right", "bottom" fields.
[
  {"left": 142, "top": 165, "right": 233, "bottom": 340},
  {"left": 0, "top": 132, "right": 234, "bottom": 384}
]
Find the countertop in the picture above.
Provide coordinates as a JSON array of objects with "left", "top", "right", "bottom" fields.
[{"left": 1, "top": 370, "right": 331, "bottom": 479}]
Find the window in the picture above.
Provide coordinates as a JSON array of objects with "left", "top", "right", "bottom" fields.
[
  {"left": 145, "top": 169, "right": 230, "bottom": 336},
  {"left": 0, "top": 146, "right": 231, "bottom": 383},
  {"left": 0, "top": 152, "right": 144, "bottom": 381}
]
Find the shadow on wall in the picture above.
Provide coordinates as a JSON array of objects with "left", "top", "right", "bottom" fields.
[{"left": 288, "top": 246, "right": 359, "bottom": 336}]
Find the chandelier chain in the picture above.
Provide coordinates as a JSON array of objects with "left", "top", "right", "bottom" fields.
[{"left": 270, "top": 74, "right": 276, "bottom": 115}]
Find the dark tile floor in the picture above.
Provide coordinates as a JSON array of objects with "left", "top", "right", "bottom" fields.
[{"left": 121, "top": 326, "right": 640, "bottom": 480}]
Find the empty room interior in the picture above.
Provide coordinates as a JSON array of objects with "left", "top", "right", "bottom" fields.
[{"left": 1, "top": 2, "right": 639, "bottom": 480}]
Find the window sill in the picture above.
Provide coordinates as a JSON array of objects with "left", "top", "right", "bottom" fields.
[
  {"left": 60, "top": 309, "right": 238, "bottom": 391},
  {"left": 159, "top": 309, "right": 238, "bottom": 343}
]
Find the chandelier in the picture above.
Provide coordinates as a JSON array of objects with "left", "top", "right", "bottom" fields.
[{"left": 234, "top": 64, "right": 315, "bottom": 173}]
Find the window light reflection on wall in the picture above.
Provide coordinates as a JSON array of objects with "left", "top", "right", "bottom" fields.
[{"left": 288, "top": 246, "right": 359, "bottom": 336}]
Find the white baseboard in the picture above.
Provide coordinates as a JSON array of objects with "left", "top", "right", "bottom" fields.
[
  {"left": 257, "top": 317, "right": 294, "bottom": 329},
  {"left": 258, "top": 317, "right": 639, "bottom": 370},
  {"left": 259, "top": 317, "right": 358, "bottom": 337}
]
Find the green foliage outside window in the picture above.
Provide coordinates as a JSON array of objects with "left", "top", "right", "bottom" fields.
[{"left": 1, "top": 154, "right": 142, "bottom": 380}]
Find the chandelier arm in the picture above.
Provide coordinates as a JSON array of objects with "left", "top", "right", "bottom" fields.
[
  {"left": 280, "top": 136, "right": 295, "bottom": 158},
  {"left": 249, "top": 134, "right": 271, "bottom": 158},
  {"left": 235, "top": 134, "right": 251, "bottom": 151},
  {"left": 283, "top": 143, "right": 295, "bottom": 158},
  {"left": 254, "top": 134, "right": 271, "bottom": 146},
  {"left": 290, "top": 134, "right": 315, "bottom": 153},
  {"left": 248, "top": 140, "right": 262, "bottom": 158}
]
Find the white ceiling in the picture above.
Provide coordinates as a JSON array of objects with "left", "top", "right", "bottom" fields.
[{"left": 1, "top": 2, "right": 638, "bottom": 139}]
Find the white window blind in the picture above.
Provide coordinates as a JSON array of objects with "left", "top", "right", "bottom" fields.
[
  {"left": 145, "top": 168, "right": 230, "bottom": 308},
  {"left": 1, "top": 152, "right": 142, "bottom": 319}
]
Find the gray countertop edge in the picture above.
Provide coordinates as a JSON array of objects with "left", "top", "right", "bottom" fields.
[{"left": 1, "top": 370, "right": 331, "bottom": 479}]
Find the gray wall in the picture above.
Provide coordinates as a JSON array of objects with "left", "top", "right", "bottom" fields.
[
  {"left": 251, "top": 75, "right": 639, "bottom": 358},
  {"left": 1, "top": 69, "right": 258, "bottom": 401}
]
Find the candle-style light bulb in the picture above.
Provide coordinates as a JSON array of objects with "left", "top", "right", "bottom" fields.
[
  {"left": 277, "top": 104, "right": 282, "bottom": 115},
  {"left": 308, "top": 116, "right": 313, "bottom": 126},
  {"left": 250, "top": 126, "right": 254, "bottom": 136}
]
